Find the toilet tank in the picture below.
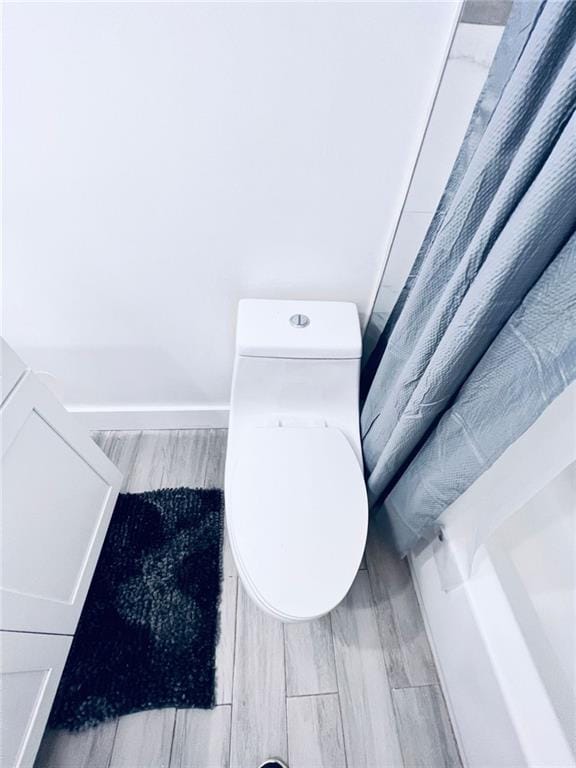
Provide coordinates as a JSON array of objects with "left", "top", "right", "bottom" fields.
[
  {"left": 235, "top": 299, "right": 362, "bottom": 359},
  {"left": 229, "top": 299, "right": 363, "bottom": 462}
]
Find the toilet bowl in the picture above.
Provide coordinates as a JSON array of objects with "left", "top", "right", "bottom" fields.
[{"left": 225, "top": 299, "right": 368, "bottom": 622}]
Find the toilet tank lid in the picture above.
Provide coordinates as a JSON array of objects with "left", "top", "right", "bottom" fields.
[{"left": 236, "top": 299, "right": 362, "bottom": 359}]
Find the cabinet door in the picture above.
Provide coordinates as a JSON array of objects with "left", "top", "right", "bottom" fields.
[
  {"left": 0, "top": 631, "right": 72, "bottom": 768},
  {"left": 1, "top": 371, "right": 122, "bottom": 634}
]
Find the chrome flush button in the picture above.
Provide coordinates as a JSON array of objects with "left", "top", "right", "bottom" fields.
[{"left": 289, "top": 313, "right": 310, "bottom": 328}]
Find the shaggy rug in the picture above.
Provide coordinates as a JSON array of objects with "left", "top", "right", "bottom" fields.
[{"left": 49, "top": 487, "right": 224, "bottom": 731}]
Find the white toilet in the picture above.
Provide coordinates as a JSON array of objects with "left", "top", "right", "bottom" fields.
[{"left": 224, "top": 299, "right": 368, "bottom": 622}]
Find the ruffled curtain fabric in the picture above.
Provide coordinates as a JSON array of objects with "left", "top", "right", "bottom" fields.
[{"left": 361, "top": 0, "right": 576, "bottom": 555}]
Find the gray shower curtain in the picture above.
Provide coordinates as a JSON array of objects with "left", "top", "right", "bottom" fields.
[{"left": 361, "top": 0, "right": 576, "bottom": 555}]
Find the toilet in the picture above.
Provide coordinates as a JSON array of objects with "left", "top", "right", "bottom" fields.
[{"left": 224, "top": 299, "right": 368, "bottom": 622}]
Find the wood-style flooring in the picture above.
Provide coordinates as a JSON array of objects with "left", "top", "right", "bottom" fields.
[{"left": 35, "top": 429, "right": 461, "bottom": 768}]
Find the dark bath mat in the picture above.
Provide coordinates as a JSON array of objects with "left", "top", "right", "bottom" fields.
[{"left": 49, "top": 487, "right": 224, "bottom": 731}]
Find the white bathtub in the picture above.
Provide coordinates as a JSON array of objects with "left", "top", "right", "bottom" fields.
[{"left": 408, "top": 383, "right": 575, "bottom": 768}]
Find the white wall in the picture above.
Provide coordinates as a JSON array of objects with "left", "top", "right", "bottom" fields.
[{"left": 2, "top": 1, "right": 459, "bottom": 422}]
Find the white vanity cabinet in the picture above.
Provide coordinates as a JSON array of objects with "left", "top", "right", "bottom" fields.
[
  {"left": 0, "top": 340, "right": 122, "bottom": 768},
  {"left": 0, "top": 632, "right": 72, "bottom": 768}
]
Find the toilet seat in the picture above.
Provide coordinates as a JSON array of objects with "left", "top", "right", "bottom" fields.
[{"left": 226, "top": 426, "right": 368, "bottom": 621}]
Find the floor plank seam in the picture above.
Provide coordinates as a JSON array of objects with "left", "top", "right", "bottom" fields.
[
  {"left": 364, "top": 569, "right": 407, "bottom": 766},
  {"left": 201, "top": 434, "right": 211, "bottom": 487},
  {"left": 281, "top": 621, "right": 289, "bottom": 762},
  {"left": 105, "top": 718, "right": 120, "bottom": 768},
  {"left": 228, "top": 578, "right": 240, "bottom": 768},
  {"left": 435, "top": 686, "right": 464, "bottom": 765},
  {"left": 390, "top": 692, "right": 411, "bottom": 768},
  {"left": 283, "top": 622, "right": 291, "bottom": 768},
  {"left": 166, "top": 708, "right": 179, "bottom": 768},
  {"left": 328, "top": 611, "right": 349, "bottom": 768},
  {"left": 364, "top": 556, "right": 409, "bottom": 682},
  {"left": 225, "top": 704, "right": 233, "bottom": 768},
  {"left": 286, "top": 690, "right": 340, "bottom": 700}
]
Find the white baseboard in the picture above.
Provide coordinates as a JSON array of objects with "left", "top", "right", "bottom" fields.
[{"left": 67, "top": 404, "right": 230, "bottom": 431}]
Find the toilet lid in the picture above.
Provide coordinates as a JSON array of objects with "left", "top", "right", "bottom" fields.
[{"left": 227, "top": 427, "right": 368, "bottom": 620}]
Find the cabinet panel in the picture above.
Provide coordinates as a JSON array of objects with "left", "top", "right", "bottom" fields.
[
  {"left": 1, "top": 373, "right": 122, "bottom": 634},
  {"left": 0, "top": 631, "right": 72, "bottom": 768},
  {"left": 0, "top": 340, "right": 27, "bottom": 404},
  {"left": 4, "top": 411, "right": 110, "bottom": 603}
]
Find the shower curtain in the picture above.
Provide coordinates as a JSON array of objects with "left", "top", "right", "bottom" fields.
[{"left": 361, "top": 0, "right": 576, "bottom": 555}]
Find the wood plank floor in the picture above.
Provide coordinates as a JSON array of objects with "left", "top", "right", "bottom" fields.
[{"left": 35, "top": 429, "right": 461, "bottom": 768}]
